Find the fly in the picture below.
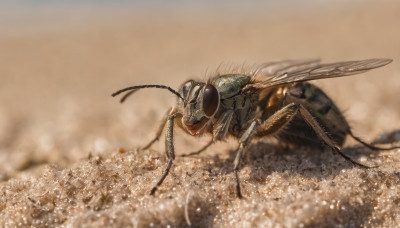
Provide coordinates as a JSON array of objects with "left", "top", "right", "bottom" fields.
[{"left": 112, "top": 58, "right": 399, "bottom": 198}]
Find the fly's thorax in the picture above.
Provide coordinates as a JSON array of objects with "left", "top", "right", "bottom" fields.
[
  {"left": 213, "top": 74, "right": 254, "bottom": 113},
  {"left": 220, "top": 93, "right": 251, "bottom": 110},
  {"left": 212, "top": 75, "right": 260, "bottom": 137},
  {"left": 178, "top": 80, "right": 220, "bottom": 135},
  {"left": 213, "top": 75, "right": 250, "bottom": 99}
]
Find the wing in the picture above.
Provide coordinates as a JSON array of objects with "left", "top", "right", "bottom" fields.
[
  {"left": 252, "top": 59, "right": 321, "bottom": 76},
  {"left": 247, "top": 58, "right": 392, "bottom": 90}
]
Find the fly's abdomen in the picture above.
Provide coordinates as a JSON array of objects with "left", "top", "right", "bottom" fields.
[{"left": 279, "top": 83, "right": 350, "bottom": 147}]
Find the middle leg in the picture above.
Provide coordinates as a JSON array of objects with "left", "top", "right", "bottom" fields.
[
  {"left": 233, "top": 103, "right": 301, "bottom": 198},
  {"left": 180, "top": 139, "right": 213, "bottom": 157}
]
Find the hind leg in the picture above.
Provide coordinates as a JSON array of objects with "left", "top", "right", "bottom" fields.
[
  {"left": 348, "top": 130, "right": 400, "bottom": 151},
  {"left": 256, "top": 103, "right": 372, "bottom": 168}
]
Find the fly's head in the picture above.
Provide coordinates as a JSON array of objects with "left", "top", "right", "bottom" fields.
[
  {"left": 179, "top": 80, "right": 220, "bottom": 135},
  {"left": 111, "top": 80, "right": 220, "bottom": 136}
]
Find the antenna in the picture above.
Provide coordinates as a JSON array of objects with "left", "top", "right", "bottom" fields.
[{"left": 111, "top": 84, "right": 184, "bottom": 103}]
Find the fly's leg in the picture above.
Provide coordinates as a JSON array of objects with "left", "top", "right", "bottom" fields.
[
  {"left": 180, "top": 110, "right": 234, "bottom": 157},
  {"left": 213, "top": 110, "right": 234, "bottom": 141},
  {"left": 348, "top": 131, "right": 400, "bottom": 151},
  {"left": 232, "top": 104, "right": 302, "bottom": 198},
  {"left": 255, "top": 103, "right": 372, "bottom": 169},
  {"left": 150, "top": 112, "right": 181, "bottom": 195},
  {"left": 234, "top": 121, "right": 258, "bottom": 198},
  {"left": 255, "top": 104, "right": 300, "bottom": 137},
  {"left": 297, "top": 105, "right": 373, "bottom": 168},
  {"left": 142, "top": 108, "right": 172, "bottom": 150},
  {"left": 180, "top": 139, "right": 213, "bottom": 157}
]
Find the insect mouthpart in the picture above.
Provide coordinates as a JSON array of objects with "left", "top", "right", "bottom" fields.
[{"left": 183, "top": 116, "right": 208, "bottom": 135}]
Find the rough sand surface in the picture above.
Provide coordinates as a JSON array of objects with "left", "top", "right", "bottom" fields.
[{"left": 1, "top": 1, "right": 400, "bottom": 227}]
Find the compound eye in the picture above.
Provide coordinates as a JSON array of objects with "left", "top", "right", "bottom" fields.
[{"left": 203, "top": 84, "right": 220, "bottom": 117}]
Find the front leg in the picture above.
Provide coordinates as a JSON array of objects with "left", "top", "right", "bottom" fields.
[
  {"left": 142, "top": 108, "right": 173, "bottom": 150},
  {"left": 234, "top": 120, "right": 258, "bottom": 198},
  {"left": 150, "top": 111, "right": 182, "bottom": 195},
  {"left": 180, "top": 110, "right": 234, "bottom": 157},
  {"left": 213, "top": 110, "right": 234, "bottom": 141}
]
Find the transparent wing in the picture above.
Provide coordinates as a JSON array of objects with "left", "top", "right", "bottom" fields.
[
  {"left": 252, "top": 59, "right": 321, "bottom": 76},
  {"left": 247, "top": 58, "right": 392, "bottom": 90}
]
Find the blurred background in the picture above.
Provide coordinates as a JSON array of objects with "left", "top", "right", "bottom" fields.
[{"left": 0, "top": 0, "right": 399, "bottom": 180}]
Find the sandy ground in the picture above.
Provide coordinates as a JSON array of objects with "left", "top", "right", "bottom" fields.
[{"left": 1, "top": 1, "right": 400, "bottom": 227}]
